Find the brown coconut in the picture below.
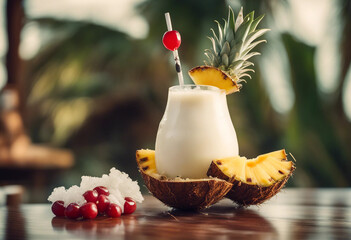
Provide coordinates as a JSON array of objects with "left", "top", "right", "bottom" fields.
[
  {"left": 136, "top": 150, "right": 232, "bottom": 210},
  {"left": 207, "top": 160, "right": 296, "bottom": 206}
]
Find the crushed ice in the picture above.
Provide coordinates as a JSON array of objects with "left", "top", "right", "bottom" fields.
[{"left": 48, "top": 167, "right": 144, "bottom": 212}]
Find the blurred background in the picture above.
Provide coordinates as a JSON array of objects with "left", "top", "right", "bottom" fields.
[{"left": 0, "top": 0, "right": 350, "bottom": 203}]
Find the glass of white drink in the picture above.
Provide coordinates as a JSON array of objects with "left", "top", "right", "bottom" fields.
[{"left": 155, "top": 84, "right": 239, "bottom": 179}]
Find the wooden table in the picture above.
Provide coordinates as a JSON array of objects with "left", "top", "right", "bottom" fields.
[{"left": 1, "top": 189, "right": 350, "bottom": 240}]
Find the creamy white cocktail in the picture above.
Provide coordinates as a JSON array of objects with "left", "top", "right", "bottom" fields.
[
  {"left": 155, "top": 85, "right": 238, "bottom": 179},
  {"left": 135, "top": 7, "right": 287, "bottom": 210}
]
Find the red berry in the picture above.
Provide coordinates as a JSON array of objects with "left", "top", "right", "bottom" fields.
[
  {"left": 93, "top": 186, "right": 110, "bottom": 196},
  {"left": 80, "top": 202, "right": 98, "bottom": 219},
  {"left": 106, "top": 203, "right": 122, "bottom": 218},
  {"left": 51, "top": 201, "right": 65, "bottom": 217},
  {"left": 124, "top": 197, "right": 136, "bottom": 214},
  {"left": 96, "top": 195, "right": 110, "bottom": 214},
  {"left": 64, "top": 203, "right": 81, "bottom": 219},
  {"left": 83, "top": 190, "right": 98, "bottom": 203},
  {"left": 162, "top": 30, "right": 181, "bottom": 51}
]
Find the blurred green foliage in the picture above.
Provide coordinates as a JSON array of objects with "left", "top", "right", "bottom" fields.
[{"left": 21, "top": 0, "right": 351, "bottom": 192}]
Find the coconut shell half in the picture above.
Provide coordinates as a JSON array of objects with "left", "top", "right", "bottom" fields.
[
  {"left": 136, "top": 149, "right": 232, "bottom": 210},
  {"left": 207, "top": 161, "right": 295, "bottom": 206}
]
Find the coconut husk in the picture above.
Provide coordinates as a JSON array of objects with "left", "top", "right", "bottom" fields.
[{"left": 136, "top": 158, "right": 232, "bottom": 210}]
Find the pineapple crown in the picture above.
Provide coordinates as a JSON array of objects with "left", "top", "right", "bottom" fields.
[{"left": 204, "top": 6, "right": 270, "bottom": 84}]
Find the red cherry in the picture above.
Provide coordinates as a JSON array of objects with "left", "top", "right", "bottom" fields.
[
  {"left": 83, "top": 190, "right": 98, "bottom": 203},
  {"left": 124, "top": 197, "right": 136, "bottom": 214},
  {"left": 93, "top": 186, "right": 110, "bottom": 196},
  {"left": 64, "top": 203, "right": 81, "bottom": 219},
  {"left": 80, "top": 202, "right": 98, "bottom": 219},
  {"left": 162, "top": 30, "right": 181, "bottom": 51},
  {"left": 106, "top": 203, "right": 122, "bottom": 218},
  {"left": 96, "top": 195, "right": 110, "bottom": 214},
  {"left": 51, "top": 201, "right": 65, "bottom": 217}
]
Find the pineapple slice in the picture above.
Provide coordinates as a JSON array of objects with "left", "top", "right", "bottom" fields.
[
  {"left": 244, "top": 163, "right": 259, "bottom": 185},
  {"left": 214, "top": 156, "right": 246, "bottom": 182},
  {"left": 188, "top": 66, "right": 240, "bottom": 94},
  {"left": 254, "top": 149, "right": 287, "bottom": 164},
  {"left": 250, "top": 164, "right": 273, "bottom": 186},
  {"left": 210, "top": 149, "right": 292, "bottom": 187},
  {"left": 207, "top": 149, "right": 295, "bottom": 205},
  {"left": 260, "top": 158, "right": 292, "bottom": 181},
  {"left": 136, "top": 149, "right": 157, "bottom": 176},
  {"left": 247, "top": 149, "right": 292, "bottom": 182}
]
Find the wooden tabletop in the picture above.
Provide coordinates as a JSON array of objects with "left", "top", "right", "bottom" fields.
[{"left": 0, "top": 188, "right": 350, "bottom": 240}]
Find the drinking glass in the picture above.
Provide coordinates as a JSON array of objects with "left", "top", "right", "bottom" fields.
[{"left": 155, "top": 85, "right": 239, "bottom": 179}]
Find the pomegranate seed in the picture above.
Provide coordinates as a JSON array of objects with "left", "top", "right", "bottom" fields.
[
  {"left": 124, "top": 197, "right": 136, "bottom": 214},
  {"left": 51, "top": 201, "right": 65, "bottom": 217},
  {"left": 106, "top": 203, "right": 122, "bottom": 218},
  {"left": 83, "top": 190, "right": 98, "bottom": 203},
  {"left": 96, "top": 195, "right": 110, "bottom": 214},
  {"left": 93, "top": 186, "right": 110, "bottom": 196},
  {"left": 64, "top": 203, "right": 81, "bottom": 219},
  {"left": 162, "top": 30, "right": 181, "bottom": 51},
  {"left": 80, "top": 202, "right": 98, "bottom": 219}
]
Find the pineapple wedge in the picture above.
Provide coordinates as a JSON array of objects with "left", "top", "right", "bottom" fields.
[
  {"left": 136, "top": 149, "right": 157, "bottom": 175},
  {"left": 207, "top": 149, "right": 295, "bottom": 206},
  {"left": 188, "top": 66, "right": 240, "bottom": 94}
]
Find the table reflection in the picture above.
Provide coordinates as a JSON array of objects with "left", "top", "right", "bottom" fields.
[
  {"left": 50, "top": 206, "right": 277, "bottom": 239},
  {"left": 51, "top": 216, "right": 124, "bottom": 237}
]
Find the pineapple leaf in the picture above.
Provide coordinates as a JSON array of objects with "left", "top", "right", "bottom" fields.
[
  {"left": 222, "top": 54, "right": 229, "bottom": 67},
  {"left": 248, "top": 39, "right": 267, "bottom": 51},
  {"left": 238, "top": 68, "right": 255, "bottom": 74},
  {"left": 203, "top": 6, "right": 269, "bottom": 83},
  {"left": 225, "top": 29, "right": 235, "bottom": 42},
  {"left": 228, "top": 6, "right": 235, "bottom": 31},
  {"left": 204, "top": 52, "right": 213, "bottom": 62},
  {"left": 250, "top": 14, "right": 265, "bottom": 33},
  {"left": 229, "top": 51, "right": 237, "bottom": 64},
  {"left": 238, "top": 73, "right": 252, "bottom": 79},
  {"left": 223, "top": 19, "right": 228, "bottom": 37},
  {"left": 235, "top": 12, "right": 254, "bottom": 43},
  {"left": 205, "top": 48, "right": 216, "bottom": 57},
  {"left": 244, "top": 29, "right": 270, "bottom": 49},
  {"left": 223, "top": 16, "right": 233, "bottom": 44},
  {"left": 230, "top": 41, "right": 244, "bottom": 61},
  {"left": 220, "top": 41, "right": 231, "bottom": 56},
  {"left": 237, "top": 78, "right": 248, "bottom": 83},
  {"left": 205, "top": 48, "right": 220, "bottom": 66},
  {"left": 243, "top": 52, "right": 260, "bottom": 61},
  {"left": 240, "top": 39, "right": 266, "bottom": 57},
  {"left": 241, "top": 61, "right": 254, "bottom": 68},
  {"left": 215, "top": 20, "right": 223, "bottom": 44},
  {"left": 208, "top": 37, "right": 218, "bottom": 55},
  {"left": 231, "top": 60, "right": 245, "bottom": 70},
  {"left": 235, "top": 7, "right": 244, "bottom": 32},
  {"left": 210, "top": 28, "right": 221, "bottom": 49}
]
